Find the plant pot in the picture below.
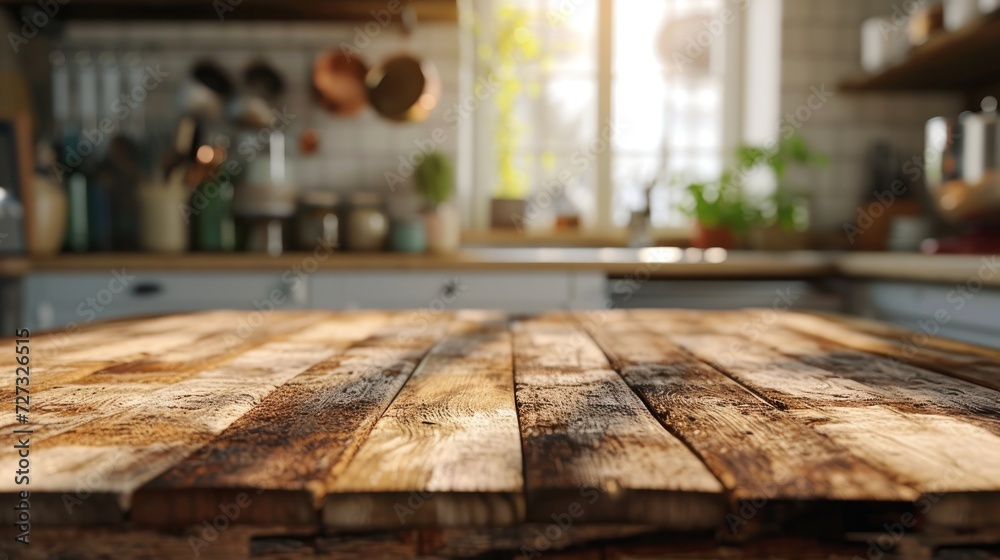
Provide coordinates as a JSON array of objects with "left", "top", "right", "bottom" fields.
[
  {"left": 490, "top": 198, "right": 526, "bottom": 230},
  {"left": 424, "top": 202, "right": 461, "bottom": 253},
  {"left": 747, "top": 225, "right": 810, "bottom": 251},
  {"left": 31, "top": 173, "right": 67, "bottom": 256},
  {"left": 692, "top": 222, "right": 737, "bottom": 249},
  {"left": 390, "top": 219, "right": 427, "bottom": 253},
  {"left": 137, "top": 181, "right": 190, "bottom": 254}
]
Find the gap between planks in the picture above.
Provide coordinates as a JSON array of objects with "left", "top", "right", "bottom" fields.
[
  {"left": 136, "top": 311, "right": 507, "bottom": 529},
  {"left": 629, "top": 309, "right": 1000, "bottom": 533}
]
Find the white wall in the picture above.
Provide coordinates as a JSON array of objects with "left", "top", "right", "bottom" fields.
[
  {"left": 55, "top": 20, "right": 460, "bottom": 195},
  {"left": 780, "top": 0, "right": 962, "bottom": 232}
]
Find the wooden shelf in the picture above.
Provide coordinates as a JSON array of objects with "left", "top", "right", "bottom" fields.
[
  {"left": 0, "top": 0, "right": 457, "bottom": 21},
  {"left": 839, "top": 13, "right": 1000, "bottom": 92}
]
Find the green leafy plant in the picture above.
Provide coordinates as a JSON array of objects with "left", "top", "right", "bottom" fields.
[
  {"left": 477, "top": 6, "right": 542, "bottom": 200},
  {"left": 683, "top": 172, "right": 753, "bottom": 232},
  {"left": 414, "top": 151, "right": 455, "bottom": 206},
  {"left": 737, "top": 135, "right": 827, "bottom": 231},
  {"left": 681, "top": 135, "right": 827, "bottom": 232}
]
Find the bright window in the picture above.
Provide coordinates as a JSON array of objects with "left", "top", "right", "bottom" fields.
[{"left": 459, "top": 0, "right": 741, "bottom": 232}]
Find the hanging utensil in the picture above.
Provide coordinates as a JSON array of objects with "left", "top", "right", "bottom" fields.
[
  {"left": 176, "top": 59, "right": 233, "bottom": 121},
  {"left": 365, "top": 6, "right": 441, "bottom": 123},
  {"left": 312, "top": 49, "right": 370, "bottom": 117},
  {"left": 228, "top": 58, "right": 285, "bottom": 129}
]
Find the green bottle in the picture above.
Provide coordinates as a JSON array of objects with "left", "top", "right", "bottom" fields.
[{"left": 191, "top": 173, "right": 235, "bottom": 252}]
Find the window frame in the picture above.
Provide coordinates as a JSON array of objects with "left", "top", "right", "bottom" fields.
[{"left": 458, "top": 0, "right": 751, "bottom": 235}]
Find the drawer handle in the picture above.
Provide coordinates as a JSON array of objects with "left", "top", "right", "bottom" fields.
[
  {"left": 132, "top": 282, "right": 163, "bottom": 297},
  {"left": 440, "top": 279, "right": 462, "bottom": 299}
]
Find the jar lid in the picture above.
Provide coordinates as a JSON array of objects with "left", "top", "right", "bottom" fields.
[
  {"left": 349, "top": 191, "right": 383, "bottom": 207},
  {"left": 300, "top": 189, "right": 340, "bottom": 208}
]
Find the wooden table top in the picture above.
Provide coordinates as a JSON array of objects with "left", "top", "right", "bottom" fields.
[{"left": 4, "top": 309, "right": 1000, "bottom": 558}]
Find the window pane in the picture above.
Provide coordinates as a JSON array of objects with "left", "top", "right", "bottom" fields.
[
  {"left": 612, "top": 0, "right": 726, "bottom": 228},
  {"left": 544, "top": 78, "right": 597, "bottom": 148},
  {"left": 544, "top": 0, "right": 597, "bottom": 76}
]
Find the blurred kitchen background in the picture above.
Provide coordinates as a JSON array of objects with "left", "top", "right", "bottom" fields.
[{"left": 1, "top": 0, "right": 1000, "bottom": 346}]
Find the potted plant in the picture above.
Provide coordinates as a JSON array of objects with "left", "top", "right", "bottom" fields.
[
  {"left": 415, "top": 151, "right": 460, "bottom": 253},
  {"left": 482, "top": 6, "right": 539, "bottom": 229},
  {"left": 683, "top": 172, "right": 753, "bottom": 249},
  {"left": 738, "top": 136, "right": 826, "bottom": 251},
  {"left": 679, "top": 135, "right": 826, "bottom": 250}
]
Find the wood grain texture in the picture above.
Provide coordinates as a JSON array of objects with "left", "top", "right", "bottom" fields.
[
  {"left": 0, "top": 312, "right": 329, "bottom": 443},
  {"left": 512, "top": 316, "right": 725, "bottom": 529},
  {"left": 0, "top": 311, "right": 291, "bottom": 406},
  {"left": 138, "top": 311, "right": 503, "bottom": 528},
  {"left": 583, "top": 312, "right": 918, "bottom": 508},
  {"left": 779, "top": 311, "right": 1000, "bottom": 393},
  {"left": 0, "top": 313, "right": 366, "bottom": 526},
  {"left": 7, "top": 308, "right": 1000, "bottom": 545},
  {"left": 660, "top": 321, "right": 1000, "bottom": 531},
  {"left": 742, "top": 319, "right": 1000, "bottom": 437},
  {"left": 324, "top": 322, "right": 522, "bottom": 530}
]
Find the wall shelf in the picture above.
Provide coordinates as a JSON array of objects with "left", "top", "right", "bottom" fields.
[
  {"left": 0, "top": 0, "right": 457, "bottom": 22},
  {"left": 839, "top": 13, "right": 1000, "bottom": 92}
]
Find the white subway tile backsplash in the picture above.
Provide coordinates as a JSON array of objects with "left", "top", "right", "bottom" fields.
[
  {"left": 781, "top": 0, "right": 961, "bottom": 232},
  {"left": 323, "top": 156, "right": 364, "bottom": 191},
  {"left": 58, "top": 19, "right": 461, "bottom": 198}
]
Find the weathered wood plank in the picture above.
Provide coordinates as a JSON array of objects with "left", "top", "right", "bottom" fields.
[
  {"left": 136, "top": 311, "right": 503, "bottom": 529},
  {"left": 605, "top": 537, "right": 880, "bottom": 559},
  {"left": 779, "top": 311, "right": 1000, "bottom": 393},
  {"left": 582, "top": 312, "right": 918, "bottom": 507},
  {"left": 740, "top": 319, "right": 1000, "bottom": 437},
  {"left": 0, "top": 311, "right": 330, "bottom": 441},
  {"left": 0, "top": 311, "right": 277, "bottom": 406},
  {"left": 811, "top": 310, "right": 1000, "bottom": 363},
  {"left": 512, "top": 317, "right": 725, "bottom": 529},
  {"left": 27, "top": 311, "right": 221, "bottom": 361},
  {"left": 324, "top": 320, "right": 522, "bottom": 530},
  {"left": 660, "top": 323, "right": 1000, "bottom": 532},
  {"left": 0, "top": 313, "right": 387, "bottom": 526}
]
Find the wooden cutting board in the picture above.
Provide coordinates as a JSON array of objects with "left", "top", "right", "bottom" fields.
[{"left": 3, "top": 309, "right": 1000, "bottom": 559}]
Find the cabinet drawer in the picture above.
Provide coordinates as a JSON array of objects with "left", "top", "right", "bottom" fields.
[
  {"left": 25, "top": 272, "right": 305, "bottom": 330},
  {"left": 310, "top": 271, "right": 573, "bottom": 313}
]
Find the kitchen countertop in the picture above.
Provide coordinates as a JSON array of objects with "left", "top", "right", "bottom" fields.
[
  {"left": 5, "top": 309, "right": 999, "bottom": 558},
  {"left": 3, "top": 250, "right": 1000, "bottom": 286},
  {"left": 10, "top": 248, "right": 833, "bottom": 277}
]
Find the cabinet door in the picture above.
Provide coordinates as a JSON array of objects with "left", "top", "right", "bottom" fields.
[
  {"left": 24, "top": 272, "right": 306, "bottom": 330},
  {"left": 850, "top": 281, "right": 1000, "bottom": 349},
  {"left": 310, "top": 271, "right": 585, "bottom": 313}
]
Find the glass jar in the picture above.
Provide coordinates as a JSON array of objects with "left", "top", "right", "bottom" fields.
[
  {"left": 344, "top": 191, "right": 388, "bottom": 252},
  {"left": 296, "top": 190, "right": 340, "bottom": 251}
]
